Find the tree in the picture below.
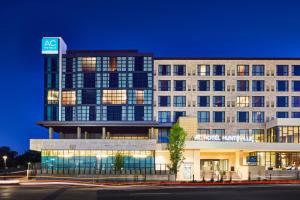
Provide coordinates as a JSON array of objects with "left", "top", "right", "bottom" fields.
[
  {"left": 15, "top": 150, "right": 41, "bottom": 167},
  {"left": 114, "top": 152, "right": 124, "bottom": 172},
  {"left": 167, "top": 122, "right": 187, "bottom": 179}
]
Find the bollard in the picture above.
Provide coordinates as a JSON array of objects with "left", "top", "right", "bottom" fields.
[
  {"left": 193, "top": 174, "right": 195, "bottom": 182},
  {"left": 269, "top": 173, "right": 272, "bottom": 181}
]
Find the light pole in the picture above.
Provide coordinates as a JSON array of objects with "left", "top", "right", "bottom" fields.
[
  {"left": 27, "top": 162, "right": 31, "bottom": 179},
  {"left": 27, "top": 162, "right": 31, "bottom": 170},
  {"left": 2, "top": 155, "right": 7, "bottom": 169}
]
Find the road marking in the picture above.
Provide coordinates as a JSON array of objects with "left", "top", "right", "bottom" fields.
[{"left": 41, "top": 187, "right": 67, "bottom": 200}]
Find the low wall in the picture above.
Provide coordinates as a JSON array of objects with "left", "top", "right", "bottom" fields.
[{"left": 265, "top": 170, "right": 300, "bottom": 180}]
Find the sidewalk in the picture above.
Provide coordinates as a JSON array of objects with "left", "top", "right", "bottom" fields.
[{"left": 18, "top": 179, "right": 300, "bottom": 187}]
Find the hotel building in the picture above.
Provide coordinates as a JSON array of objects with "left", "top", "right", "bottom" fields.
[{"left": 30, "top": 37, "right": 300, "bottom": 180}]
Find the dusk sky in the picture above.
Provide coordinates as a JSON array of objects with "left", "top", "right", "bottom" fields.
[{"left": 1, "top": 0, "right": 300, "bottom": 153}]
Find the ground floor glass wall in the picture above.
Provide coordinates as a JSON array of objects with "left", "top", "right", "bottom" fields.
[
  {"left": 250, "top": 152, "right": 300, "bottom": 170},
  {"left": 41, "top": 150, "right": 155, "bottom": 174}
]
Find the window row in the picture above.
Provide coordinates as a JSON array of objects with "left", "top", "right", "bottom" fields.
[
  {"left": 60, "top": 72, "right": 152, "bottom": 89},
  {"left": 158, "top": 64, "right": 300, "bottom": 76},
  {"left": 60, "top": 56, "right": 152, "bottom": 73},
  {"left": 47, "top": 89, "right": 152, "bottom": 105},
  {"left": 197, "top": 111, "right": 265, "bottom": 123}
]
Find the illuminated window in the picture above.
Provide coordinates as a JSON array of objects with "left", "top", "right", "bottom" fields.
[
  {"left": 109, "top": 57, "right": 117, "bottom": 71},
  {"left": 62, "top": 90, "right": 76, "bottom": 105},
  {"left": 81, "top": 57, "right": 96, "bottom": 72},
  {"left": 237, "top": 65, "right": 249, "bottom": 76},
  {"left": 236, "top": 96, "right": 249, "bottom": 107},
  {"left": 102, "top": 90, "right": 127, "bottom": 104},
  {"left": 136, "top": 90, "right": 144, "bottom": 104},
  {"left": 47, "top": 90, "right": 59, "bottom": 104},
  {"left": 197, "top": 65, "right": 210, "bottom": 76}
]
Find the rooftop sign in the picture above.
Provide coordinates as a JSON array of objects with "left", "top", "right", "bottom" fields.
[{"left": 41, "top": 37, "right": 59, "bottom": 54}]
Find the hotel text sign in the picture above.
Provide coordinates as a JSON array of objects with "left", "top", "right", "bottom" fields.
[
  {"left": 42, "top": 38, "right": 59, "bottom": 54},
  {"left": 194, "top": 134, "right": 254, "bottom": 142}
]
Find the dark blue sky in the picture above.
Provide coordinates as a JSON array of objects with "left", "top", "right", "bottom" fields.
[{"left": 1, "top": 0, "right": 300, "bottom": 153}]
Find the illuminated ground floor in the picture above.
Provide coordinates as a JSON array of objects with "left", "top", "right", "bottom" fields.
[{"left": 35, "top": 145, "right": 300, "bottom": 181}]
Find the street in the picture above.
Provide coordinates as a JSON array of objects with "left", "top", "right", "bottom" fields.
[{"left": 1, "top": 184, "right": 300, "bottom": 200}]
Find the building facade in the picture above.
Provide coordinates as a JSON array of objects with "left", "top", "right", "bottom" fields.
[{"left": 30, "top": 37, "right": 300, "bottom": 180}]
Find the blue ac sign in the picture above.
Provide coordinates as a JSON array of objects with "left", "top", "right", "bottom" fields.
[{"left": 42, "top": 38, "right": 59, "bottom": 54}]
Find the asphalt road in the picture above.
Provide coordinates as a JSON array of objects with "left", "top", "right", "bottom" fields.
[{"left": 1, "top": 184, "right": 300, "bottom": 200}]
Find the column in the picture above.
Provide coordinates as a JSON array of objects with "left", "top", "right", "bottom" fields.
[
  {"left": 151, "top": 127, "right": 154, "bottom": 139},
  {"left": 49, "top": 127, "right": 54, "bottom": 139},
  {"left": 59, "top": 132, "right": 63, "bottom": 139},
  {"left": 102, "top": 127, "right": 106, "bottom": 139},
  {"left": 107, "top": 132, "right": 110, "bottom": 139},
  {"left": 84, "top": 131, "right": 88, "bottom": 139},
  {"left": 77, "top": 127, "right": 81, "bottom": 139}
]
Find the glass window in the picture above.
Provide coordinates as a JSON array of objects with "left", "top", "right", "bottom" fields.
[
  {"left": 252, "top": 96, "right": 264, "bottom": 107},
  {"left": 252, "top": 111, "right": 265, "bottom": 123},
  {"left": 174, "top": 111, "right": 186, "bottom": 122},
  {"left": 173, "top": 65, "right": 186, "bottom": 76},
  {"left": 158, "top": 80, "right": 171, "bottom": 91},
  {"left": 277, "top": 112, "right": 289, "bottom": 118},
  {"left": 238, "top": 129, "right": 250, "bottom": 139},
  {"left": 252, "top": 65, "right": 265, "bottom": 76},
  {"left": 197, "top": 65, "right": 210, "bottom": 76},
  {"left": 62, "top": 90, "right": 76, "bottom": 105},
  {"left": 107, "top": 106, "right": 122, "bottom": 121},
  {"left": 292, "top": 81, "right": 300, "bottom": 91},
  {"left": 213, "top": 80, "right": 225, "bottom": 91},
  {"left": 212, "top": 129, "right": 225, "bottom": 136},
  {"left": 277, "top": 80, "right": 289, "bottom": 92},
  {"left": 197, "top": 96, "right": 210, "bottom": 107},
  {"left": 173, "top": 96, "right": 186, "bottom": 107},
  {"left": 237, "top": 111, "right": 249, "bottom": 123},
  {"left": 213, "top": 65, "right": 225, "bottom": 76},
  {"left": 197, "top": 129, "right": 210, "bottom": 136},
  {"left": 174, "top": 80, "right": 186, "bottom": 91},
  {"left": 237, "top": 96, "right": 249, "bottom": 107},
  {"left": 47, "top": 90, "right": 59, "bottom": 104},
  {"left": 84, "top": 73, "right": 96, "bottom": 88},
  {"left": 198, "top": 80, "right": 210, "bottom": 91},
  {"left": 237, "top": 80, "right": 249, "bottom": 91},
  {"left": 136, "top": 90, "right": 144, "bottom": 104},
  {"left": 292, "top": 65, "right": 300, "bottom": 76},
  {"left": 158, "top": 111, "right": 171, "bottom": 123},
  {"left": 133, "top": 73, "right": 148, "bottom": 88},
  {"left": 158, "top": 129, "right": 170, "bottom": 143},
  {"left": 237, "top": 65, "right": 249, "bottom": 76},
  {"left": 277, "top": 65, "right": 288, "bottom": 76},
  {"left": 102, "top": 90, "right": 127, "bottom": 104},
  {"left": 158, "top": 96, "right": 170, "bottom": 107},
  {"left": 292, "top": 112, "right": 300, "bottom": 118},
  {"left": 252, "top": 129, "right": 264, "bottom": 142},
  {"left": 213, "top": 96, "right": 225, "bottom": 107},
  {"left": 158, "top": 65, "right": 171, "bottom": 76},
  {"left": 82, "top": 89, "right": 96, "bottom": 104},
  {"left": 81, "top": 57, "right": 96, "bottom": 72},
  {"left": 292, "top": 96, "right": 300, "bottom": 107},
  {"left": 213, "top": 111, "right": 225, "bottom": 123},
  {"left": 276, "top": 96, "right": 289, "bottom": 107},
  {"left": 198, "top": 111, "right": 210, "bottom": 123},
  {"left": 252, "top": 80, "right": 264, "bottom": 91}
]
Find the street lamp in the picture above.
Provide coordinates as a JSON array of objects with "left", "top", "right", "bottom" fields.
[
  {"left": 2, "top": 155, "right": 7, "bottom": 169},
  {"left": 27, "top": 162, "right": 31, "bottom": 170}
]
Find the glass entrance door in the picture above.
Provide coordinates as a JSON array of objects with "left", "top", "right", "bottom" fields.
[{"left": 200, "top": 159, "right": 229, "bottom": 171}]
